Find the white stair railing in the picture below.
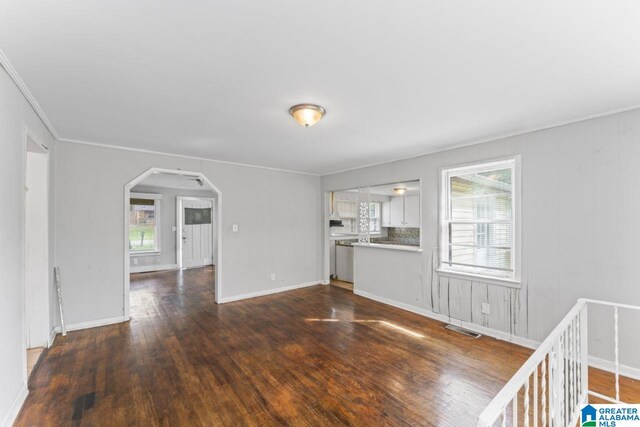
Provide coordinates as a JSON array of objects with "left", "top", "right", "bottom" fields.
[{"left": 477, "top": 298, "right": 640, "bottom": 427}]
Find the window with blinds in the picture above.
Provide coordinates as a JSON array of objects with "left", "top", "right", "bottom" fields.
[{"left": 440, "top": 159, "right": 517, "bottom": 279}]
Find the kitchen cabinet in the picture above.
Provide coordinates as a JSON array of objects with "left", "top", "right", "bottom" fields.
[
  {"left": 382, "top": 202, "right": 391, "bottom": 227},
  {"left": 336, "top": 245, "right": 354, "bottom": 283},
  {"left": 389, "top": 197, "right": 404, "bottom": 227},
  {"left": 404, "top": 195, "right": 420, "bottom": 227},
  {"left": 384, "top": 196, "right": 420, "bottom": 227}
]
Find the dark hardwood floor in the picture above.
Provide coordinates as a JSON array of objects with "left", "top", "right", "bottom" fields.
[{"left": 16, "top": 267, "right": 640, "bottom": 426}]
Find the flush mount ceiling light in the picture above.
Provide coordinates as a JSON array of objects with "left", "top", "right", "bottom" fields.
[
  {"left": 393, "top": 187, "right": 407, "bottom": 195},
  {"left": 289, "top": 104, "right": 326, "bottom": 127}
]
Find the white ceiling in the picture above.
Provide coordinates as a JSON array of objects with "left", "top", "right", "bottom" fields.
[
  {"left": 2, "top": 1, "right": 640, "bottom": 175},
  {"left": 369, "top": 182, "right": 420, "bottom": 197},
  {"left": 345, "top": 181, "right": 420, "bottom": 196}
]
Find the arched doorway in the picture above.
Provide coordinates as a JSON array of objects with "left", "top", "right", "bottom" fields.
[{"left": 123, "top": 168, "right": 222, "bottom": 319}]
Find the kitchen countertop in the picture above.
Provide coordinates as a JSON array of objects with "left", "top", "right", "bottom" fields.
[
  {"left": 371, "top": 239, "right": 419, "bottom": 246},
  {"left": 352, "top": 242, "right": 422, "bottom": 252},
  {"left": 336, "top": 239, "right": 420, "bottom": 249},
  {"left": 335, "top": 240, "right": 357, "bottom": 247}
]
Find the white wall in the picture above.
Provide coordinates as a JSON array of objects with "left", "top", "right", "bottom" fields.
[
  {"left": 322, "top": 108, "right": 640, "bottom": 371},
  {"left": 54, "top": 141, "right": 322, "bottom": 324},
  {"left": 129, "top": 185, "right": 216, "bottom": 272},
  {"left": 0, "top": 65, "right": 55, "bottom": 427}
]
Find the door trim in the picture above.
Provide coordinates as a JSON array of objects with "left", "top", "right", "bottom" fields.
[
  {"left": 22, "top": 126, "right": 50, "bottom": 389},
  {"left": 124, "top": 168, "right": 223, "bottom": 318},
  {"left": 176, "top": 196, "right": 216, "bottom": 269}
]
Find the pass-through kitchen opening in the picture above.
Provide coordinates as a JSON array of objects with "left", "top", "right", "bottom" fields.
[{"left": 327, "top": 180, "right": 421, "bottom": 292}]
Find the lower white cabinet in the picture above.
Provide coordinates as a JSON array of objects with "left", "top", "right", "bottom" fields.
[{"left": 335, "top": 245, "right": 354, "bottom": 283}]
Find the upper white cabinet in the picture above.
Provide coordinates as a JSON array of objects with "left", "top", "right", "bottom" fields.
[
  {"left": 403, "top": 195, "right": 420, "bottom": 227},
  {"left": 388, "top": 197, "right": 405, "bottom": 227},
  {"left": 383, "top": 196, "right": 420, "bottom": 227},
  {"left": 382, "top": 201, "right": 391, "bottom": 227}
]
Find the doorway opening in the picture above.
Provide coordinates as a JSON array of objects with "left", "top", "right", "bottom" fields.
[
  {"left": 124, "top": 168, "right": 222, "bottom": 319},
  {"left": 23, "top": 128, "right": 50, "bottom": 379}
]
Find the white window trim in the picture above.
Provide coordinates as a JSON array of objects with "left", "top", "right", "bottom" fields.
[
  {"left": 130, "top": 192, "right": 162, "bottom": 255},
  {"left": 438, "top": 156, "right": 521, "bottom": 287}
]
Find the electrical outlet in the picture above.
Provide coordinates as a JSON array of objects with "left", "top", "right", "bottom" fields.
[
  {"left": 132, "top": 258, "right": 138, "bottom": 265},
  {"left": 270, "top": 273, "right": 276, "bottom": 281},
  {"left": 481, "top": 303, "right": 490, "bottom": 315}
]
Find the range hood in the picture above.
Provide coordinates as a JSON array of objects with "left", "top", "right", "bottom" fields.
[{"left": 329, "top": 192, "right": 343, "bottom": 227}]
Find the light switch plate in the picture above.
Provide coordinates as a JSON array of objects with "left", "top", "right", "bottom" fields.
[
  {"left": 232, "top": 224, "right": 238, "bottom": 232},
  {"left": 271, "top": 273, "right": 276, "bottom": 281}
]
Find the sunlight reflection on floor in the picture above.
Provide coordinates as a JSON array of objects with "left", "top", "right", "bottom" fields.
[{"left": 305, "top": 318, "right": 425, "bottom": 338}]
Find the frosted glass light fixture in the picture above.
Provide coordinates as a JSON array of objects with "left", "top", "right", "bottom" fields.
[
  {"left": 289, "top": 104, "right": 326, "bottom": 127},
  {"left": 393, "top": 187, "right": 407, "bottom": 195}
]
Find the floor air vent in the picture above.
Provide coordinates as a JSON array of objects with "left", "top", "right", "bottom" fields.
[{"left": 445, "top": 324, "right": 481, "bottom": 338}]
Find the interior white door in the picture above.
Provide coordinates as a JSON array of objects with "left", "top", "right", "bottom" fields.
[
  {"left": 25, "top": 151, "right": 49, "bottom": 348},
  {"left": 180, "top": 198, "right": 214, "bottom": 268}
]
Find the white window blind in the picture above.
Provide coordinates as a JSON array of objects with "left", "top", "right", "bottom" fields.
[{"left": 441, "top": 159, "right": 516, "bottom": 279}]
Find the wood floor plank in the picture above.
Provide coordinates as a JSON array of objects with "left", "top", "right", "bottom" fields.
[{"left": 15, "top": 266, "right": 640, "bottom": 426}]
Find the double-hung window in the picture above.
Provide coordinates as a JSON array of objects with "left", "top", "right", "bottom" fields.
[
  {"left": 129, "top": 193, "right": 162, "bottom": 253},
  {"left": 440, "top": 158, "right": 518, "bottom": 281}
]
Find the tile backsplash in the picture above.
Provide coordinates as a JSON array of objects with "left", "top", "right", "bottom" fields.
[{"left": 386, "top": 227, "right": 420, "bottom": 245}]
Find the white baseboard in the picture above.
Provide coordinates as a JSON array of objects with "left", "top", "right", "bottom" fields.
[
  {"left": 354, "top": 289, "right": 640, "bottom": 379},
  {"left": 218, "top": 281, "right": 322, "bottom": 303},
  {"left": 589, "top": 355, "right": 640, "bottom": 381},
  {"left": 182, "top": 260, "right": 213, "bottom": 269},
  {"left": 1, "top": 382, "right": 28, "bottom": 427},
  {"left": 53, "top": 315, "right": 128, "bottom": 335},
  {"left": 48, "top": 327, "right": 57, "bottom": 347},
  {"left": 130, "top": 263, "right": 178, "bottom": 273},
  {"left": 354, "top": 289, "right": 537, "bottom": 349}
]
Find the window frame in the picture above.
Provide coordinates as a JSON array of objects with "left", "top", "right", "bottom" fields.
[
  {"left": 368, "top": 201, "right": 382, "bottom": 234},
  {"left": 438, "top": 157, "right": 521, "bottom": 286},
  {"left": 330, "top": 199, "right": 383, "bottom": 238},
  {"left": 129, "top": 192, "right": 162, "bottom": 255}
]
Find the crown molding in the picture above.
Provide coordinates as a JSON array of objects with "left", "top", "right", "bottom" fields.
[
  {"left": 0, "top": 47, "right": 59, "bottom": 139},
  {"left": 323, "top": 103, "right": 640, "bottom": 176},
  {"left": 56, "top": 138, "right": 321, "bottom": 176},
  {"left": 4, "top": 45, "right": 640, "bottom": 177}
]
